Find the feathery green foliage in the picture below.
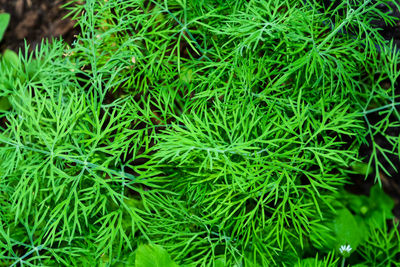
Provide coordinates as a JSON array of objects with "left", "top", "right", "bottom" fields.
[{"left": 0, "top": 0, "right": 399, "bottom": 266}]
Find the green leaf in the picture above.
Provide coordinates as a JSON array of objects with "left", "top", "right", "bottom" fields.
[
  {"left": 333, "top": 208, "right": 364, "bottom": 253},
  {"left": 350, "top": 161, "right": 373, "bottom": 176},
  {"left": 0, "top": 13, "right": 10, "bottom": 42},
  {"left": 2, "top": 49, "right": 19, "bottom": 68},
  {"left": 369, "top": 184, "right": 394, "bottom": 220},
  {"left": 135, "top": 244, "right": 179, "bottom": 267},
  {"left": 342, "top": 191, "right": 369, "bottom": 216},
  {"left": 342, "top": 185, "right": 394, "bottom": 229},
  {"left": 214, "top": 258, "right": 226, "bottom": 267},
  {"left": 354, "top": 215, "right": 369, "bottom": 241}
]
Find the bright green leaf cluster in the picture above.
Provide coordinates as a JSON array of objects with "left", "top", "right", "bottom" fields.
[
  {"left": 0, "top": 13, "right": 10, "bottom": 42},
  {"left": 0, "top": 0, "right": 399, "bottom": 266}
]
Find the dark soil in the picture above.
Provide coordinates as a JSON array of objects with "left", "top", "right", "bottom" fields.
[{"left": 0, "top": 0, "right": 78, "bottom": 53}]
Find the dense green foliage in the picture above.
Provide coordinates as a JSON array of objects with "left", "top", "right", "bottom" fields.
[{"left": 0, "top": 0, "right": 399, "bottom": 266}]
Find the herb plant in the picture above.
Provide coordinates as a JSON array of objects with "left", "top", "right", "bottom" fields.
[{"left": 0, "top": 0, "right": 399, "bottom": 266}]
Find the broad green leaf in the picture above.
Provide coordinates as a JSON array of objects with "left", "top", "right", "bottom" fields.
[
  {"left": 369, "top": 184, "right": 394, "bottom": 220},
  {"left": 354, "top": 215, "right": 369, "bottom": 237},
  {"left": 2, "top": 49, "right": 19, "bottom": 68},
  {"left": 135, "top": 244, "right": 179, "bottom": 267},
  {"left": 351, "top": 161, "right": 373, "bottom": 176},
  {"left": 342, "top": 191, "right": 369, "bottom": 216},
  {"left": 214, "top": 258, "right": 226, "bottom": 267},
  {"left": 342, "top": 185, "right": 394, "bottom": 228},
  {"left": 0, "top": 13, "right": 10, "bottom": 42},
  {"left": 333, "top": 208, "right": 364, "bottom": 253}
]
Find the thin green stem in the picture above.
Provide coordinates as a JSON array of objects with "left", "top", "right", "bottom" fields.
[{"left": 317, "top": 0, "right": 372, "bottom": 49}]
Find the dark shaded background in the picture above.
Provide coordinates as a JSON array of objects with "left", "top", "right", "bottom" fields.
[{"left": 0, "top": 0, "right": 77, "bottom": 52}]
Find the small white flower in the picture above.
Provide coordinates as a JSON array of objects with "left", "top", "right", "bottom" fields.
[{"left": 339, "top": 244, "right": 352, "bottom": 255}]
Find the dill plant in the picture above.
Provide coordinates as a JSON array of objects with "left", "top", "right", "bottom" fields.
[{"left": 0, "top": 0, "right": 399, "bottom": 266}]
